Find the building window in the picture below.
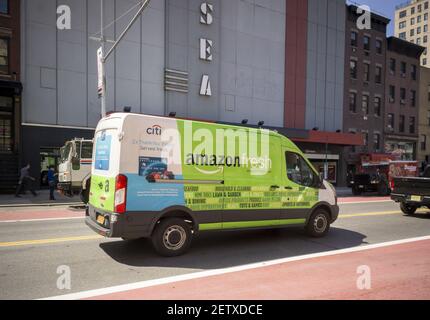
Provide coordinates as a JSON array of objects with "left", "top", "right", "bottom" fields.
[
  {"left": 426, "top": 2, "right": 429, "bottom": 10},
  {"left": 418, "top": 15, "right": 422, "bottom": 23},
  {"left": 375, "top": 39, "right": 382, "bottom": 54},
  {"left": 350, "top": 59, "right": 357, "bottom": 79},
  {"left": 373, "top": 133, "right": 380, "bottom": 151},
  {"left": 349, "top": 91, "right": 357, "bottom": 113},
  {"left": 425, "top": 25, "right": 429, "bottom": 32},
  {"left": 411, "top": 90, "right": 417, "bottom": 106},
  {"left": 389, "top": 85, "right": 396, "bottom": 103},
  {"left": 411, "top": 29, "right": 415, "bottom": 37},
  {"left": 424, "top": 58, "right": 428, "bottom": 66},
  {"left": 421, "top": 135, "right": 427, "bottom": 151},
  {"left": 411, "top": 7, "right": 415, "bottom": 15},
  {"left": 418, "top": 26, "right": 422, "bottom": 34},
  {"left": 425, "top": 36, "right": 428, "bottom": 43},
  {"left": 411, "top": 64, "right": 417, "bottom": 80},
  {"left": 388, "top": 113, "right": 395, "bottom": 131},
  {"left": 399, "top": 32, "right": 406, "bottom": 40},
  {"left": 400, "top": 88, "right": 406, "bottom": 104},
  {"left": 361, "top": 131, "right": 368, "bottom": 147},
  {"left": 425, "top": 13, "right": 429, "bottom": 21},
  {"left": 374, "top": 96, "right": 381, "bottom": 116},
  {"left": 390, "top": 58, "right": 396, "bottom": 74},
  {"left": 0, "top": 0, "right": 8, "bottom": 14},
  {"left": 410, "top": 117, "right": 416, "bottom": 134},
  {"left": 417, "top": 37, "right": 421, "bottom": 45},
  {"left": 351, "top": 31, "right": 357, "bottom": 47},
  {"left": 363, "top": 36, "right": 370, "bottom": 51},
  {"left": 401, "top": 61, "right": 407, "bottom": 76},
  {"left": 399, "top": 10, "right": 407, "bottom": 18},
  {"left": 411, "top": 18, "right": 415, "bottom": 25},
  {"left": 427, "top": 111, "right": 430, "bottom": 126},
  {"left": 375, "top": 66, "right": 382, "bottom": 84},
  {"left": 364, "top": 63, "right": 370, "bottom": 82},
  {"left": 0, "top": 38, "right": 9, "bottom": 75},
  {"left": 362, "top": 94, "right": 369, "bottom": 115},
  {"left": 399, "top": 115, "right": 405, "bottom": 133}
]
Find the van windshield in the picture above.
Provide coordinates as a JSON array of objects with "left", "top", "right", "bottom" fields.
[{"left": 60, "top": 142, "right": 72, "bottom": 163}]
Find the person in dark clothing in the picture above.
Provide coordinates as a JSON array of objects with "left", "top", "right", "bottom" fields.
[
  {"left": 15, "top": 164, "right": 37, "bottom": 197},
  {"left": 47, "top": 166, "right": 56, "bottom": 201}
]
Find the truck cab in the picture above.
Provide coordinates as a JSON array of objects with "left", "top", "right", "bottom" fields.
[{"left": 58, "top": 138, "right": 93, "bottom": 201}]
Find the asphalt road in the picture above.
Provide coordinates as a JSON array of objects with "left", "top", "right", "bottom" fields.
[{"left": 0, "top": 200, "right": 430, "bottom": 300}]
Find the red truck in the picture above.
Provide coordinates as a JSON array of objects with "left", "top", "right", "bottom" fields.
[{"left": 349, "top": 154, "right": 418, "bottom": 196}]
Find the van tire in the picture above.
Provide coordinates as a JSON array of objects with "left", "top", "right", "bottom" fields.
[
  {"left": 305, "top": 209, "right": 330, "bottom": 238},
  {"left": 151, "top": 218, "right": 192, "bottom": 257}
]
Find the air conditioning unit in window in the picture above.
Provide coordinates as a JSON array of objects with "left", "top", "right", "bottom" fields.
[
  {"left": 401, "top": 73, "right": 406, "bottom": 78},
  {"left": 401, "top": 99, "right": 406, "bottom": 104},
  {"left": 389, "top": 98, "right": 395, "bottom": 103}
]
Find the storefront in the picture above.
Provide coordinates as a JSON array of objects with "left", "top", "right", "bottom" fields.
[{"left": 0, "top": 80, "right": 22, "bottom": 192}]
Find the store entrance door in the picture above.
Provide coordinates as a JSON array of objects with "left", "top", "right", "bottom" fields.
[
  {"left": 0, "top": 96, "right": 13, "bottom": 153},
  {"left": 40, "top": 148, "right": 60, "bottom": 187}
]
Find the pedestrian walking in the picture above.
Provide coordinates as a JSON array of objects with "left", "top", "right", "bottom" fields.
[
  {"left": 15, "top": 164, "right": 37, "bottom": 197},
  {"left": 47, "top": 166, "right": 57, "bottom": 201}
]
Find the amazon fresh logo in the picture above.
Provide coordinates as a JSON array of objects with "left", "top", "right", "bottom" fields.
[
  {"left": 186, "top": 154, "right": 240, "bottom": 175},
  {"left": 146, "top": 125, "right": 162, "bottom": 136}
]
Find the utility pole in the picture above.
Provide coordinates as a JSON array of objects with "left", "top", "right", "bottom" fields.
[
  {"left": 95, "top": 0, "right": 151, "bottom": 118},
  {"left": 99, "top": 0, "right": 106, "bottom": 118}
]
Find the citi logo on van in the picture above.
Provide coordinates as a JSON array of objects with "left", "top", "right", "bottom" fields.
[{"left": 146, "top": 125, "right": 162, "bottom": 135}]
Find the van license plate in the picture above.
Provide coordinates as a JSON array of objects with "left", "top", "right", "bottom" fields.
[
  {"left": 411, "top": 196, "right": 422, "bottom": 202},
  {"left": 97, "top": 215, "right": 105, "bottom": 225}
]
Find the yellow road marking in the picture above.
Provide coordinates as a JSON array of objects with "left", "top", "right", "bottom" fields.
[
  {"left": 340, "top": 209, "right": 428, "bottom": 219},
  {"left": 0, "top": 210, "right": 429, "bottom": 248},
  {"left": 0, "top": 235, "right": 102, "bottom": 247}
]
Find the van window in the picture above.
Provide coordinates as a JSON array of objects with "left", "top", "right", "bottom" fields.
[
  {"left": 81, "top": 141, "right": 93, "bottom": 159},
  {"left": 285, "top": 152, "right": 317, "bottom": 187}
]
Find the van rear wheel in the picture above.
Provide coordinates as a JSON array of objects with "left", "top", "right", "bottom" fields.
[
  {"left": 151, "top": 218, "right": 192, "bottom": 257},
  {"left": 306, "top": 209, "right": 330, "bottom": 238}
]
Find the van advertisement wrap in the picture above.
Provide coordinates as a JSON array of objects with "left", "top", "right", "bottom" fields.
[{"left": 90, "top": 116, "right": 319, "bottom": 214}]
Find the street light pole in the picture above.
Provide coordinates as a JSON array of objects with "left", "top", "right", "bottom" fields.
[
  {"left": 97, "top": 0, "right": 151, "bottom": 118},
  {"left": 100, "top": 0, "right": 107, "bottom": 118}
]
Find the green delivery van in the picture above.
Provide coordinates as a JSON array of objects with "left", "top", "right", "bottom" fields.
[{"left": 85, "top": 113, "right": 339, "bottom": 256}]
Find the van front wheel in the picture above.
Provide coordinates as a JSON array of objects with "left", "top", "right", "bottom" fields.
[
  {"left": 151, "top": 218, "right": 192, "bottom": 257},
  {"left": 306, "top": 209, "right": 330, "bottom": 238}
]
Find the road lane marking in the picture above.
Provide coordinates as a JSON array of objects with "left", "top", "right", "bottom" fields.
[
  {"left": 1, "top": 210, "right": 428, "bottom": 248},
  {"left": 0, "top": 235, "right": 102, "bottom": 247},
  {"left": 39, "top": 235, "right": 430, "bottom": 300},
  {"left": 0, "top": 216, "right": 85, "bottom": 224},
  {"left": 340, "top": 209, "right": 428, "bottom": 218},
  {"left": 338, "top": 200, "right": 392, "bottom": 205}
]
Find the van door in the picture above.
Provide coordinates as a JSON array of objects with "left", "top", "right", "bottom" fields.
[
  {"left": 221, "top": 134, "right": 281, "bottom": 229},
  {"left": 280, "top": 149, "right": 320, "bottom": 223}
]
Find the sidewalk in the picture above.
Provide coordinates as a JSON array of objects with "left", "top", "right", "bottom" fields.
[{"left": 0, "top": 189, "right": 83, "bottom": 207}]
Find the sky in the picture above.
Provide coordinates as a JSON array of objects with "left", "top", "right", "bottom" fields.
[{"left": 350, "top": 0, "right": 404, "bottom": 36}]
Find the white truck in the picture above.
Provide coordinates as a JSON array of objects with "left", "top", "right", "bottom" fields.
[{"left": 58, "top": 138, "right": 93, "bottom": 203}]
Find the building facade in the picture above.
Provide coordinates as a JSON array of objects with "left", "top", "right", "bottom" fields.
[
  {"left": 0, "top": 0, "right": 22, "bottom": 192},
  {"left": 384, "top": 37, "right": 424, "bottom": 160},
  {"left": 343, "top": 5, "right": 389, "bottom": 176},
  {"left": 417, "top": 65, "right": 430, "bottom": 163},
  {"left": 16, "top": 0, "right": 361, "bottom": 189},
  {"left": 395, "top": 0, "right": 430, "bottom": 67}
]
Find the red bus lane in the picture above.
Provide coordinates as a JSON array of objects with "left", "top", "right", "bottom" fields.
[{"left": 88, "top": 239, "right": 430, "bottom": 300}]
